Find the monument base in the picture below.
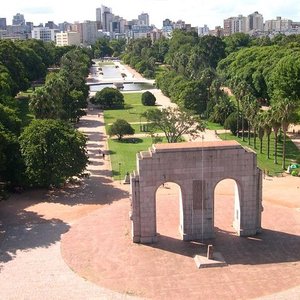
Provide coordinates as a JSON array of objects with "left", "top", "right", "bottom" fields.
[{"left": 194, "top": 252, "right": 227, "bottom": 268}]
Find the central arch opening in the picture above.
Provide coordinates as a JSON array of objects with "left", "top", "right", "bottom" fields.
[
  {"left": 214, "top": 179, "right": 241, "bottom": 236},
  {"left": 155, "top": 182, "right": 183, "bottom": 240}
]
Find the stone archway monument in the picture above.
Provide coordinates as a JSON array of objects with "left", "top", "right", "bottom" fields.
[{"left": 130, "top": 141, "right": 262, "bottom": 243}]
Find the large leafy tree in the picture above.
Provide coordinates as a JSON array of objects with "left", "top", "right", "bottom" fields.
[
  {"left": 30, "top": 73, "right": 66, "bottom": 119},
  {"left": 20, "top": 119, "right": 88, "bottom": 187},
  {"left": 143, "top": 107, "right": 205, "bottom": 143},
  {"left": 270, "top": 52, "right": 300, "bottom": 101},
  {"left": 92, "top": 38, "right": 113, "bottom": 58},
  {"left": 92, "top": 87, "right": 124, "bottom": 109},
  {"left": 107, "top": 119, "right": 135, "bottom": 140},
  {"left": 0, "top": 40, "right": 29, "bottom": 95}
]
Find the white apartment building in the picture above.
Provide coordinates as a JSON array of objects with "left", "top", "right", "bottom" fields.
[
  {"left": 56, "top": 31, "right": 81, "bottom": 46},
  {"left": 224, "top": 15, "right": 246, "bottom": 35},
  {"left": 138, "top": 13, "right": 149, "bottom": 26},
  {"left": 31, "top": 27, "right": 56, "bottom": 42},
  {"left": 198, "top": 25, "right": 210, "bottom": 36},
  {"left": 265, "top": 17, "right": 292, "bottom": 32}
]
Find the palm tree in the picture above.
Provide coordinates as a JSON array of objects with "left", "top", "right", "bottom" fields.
[
  {"left": 257, "top": 113, "right": 265, "bottom": 154},
  {"left": 238, "top": 81, "right": 251, "bottom": 142},
  {"left": 244, "top": 95, "right": 259, "bottom": 146},
  {"left": 263, "top": 110, "right": 273, "bottom": 159},
  {"left": 274, "top": 98, "right": 298, "bottom": 169},
  {"left": 269, "top": 107, "right": 281, "bottom": 164}
]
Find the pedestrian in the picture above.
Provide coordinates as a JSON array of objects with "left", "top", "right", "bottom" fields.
[{"left": 102, "top": 152, "right": 105, "bottom": 159}]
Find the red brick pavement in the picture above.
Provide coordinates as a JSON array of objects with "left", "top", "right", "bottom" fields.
[{"left": 61, "top": 181, "right": 300, "bottom": 299}]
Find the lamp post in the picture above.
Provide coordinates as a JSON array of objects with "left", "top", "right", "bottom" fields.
[{"left": 139, "top": 115, "right": 142, "bottom": 132}]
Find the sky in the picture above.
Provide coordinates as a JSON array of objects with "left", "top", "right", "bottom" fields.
[{"left": 2, "top": 0, "right": 300, "bottom": 28}]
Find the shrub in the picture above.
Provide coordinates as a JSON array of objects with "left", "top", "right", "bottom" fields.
[{"left": 141, "top": 91, "right": 156, "bottom": 106}]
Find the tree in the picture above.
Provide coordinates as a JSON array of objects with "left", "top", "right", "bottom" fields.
[
  {"left": 107, "top": 119, "right": 135, "bottom": 140},
  {"left": 269, "top": 107, "right": 281, "bottom": 164},
  {"left": 273, "top": 98, "right": 299, "bottom": 169},
  {"left": 92, "top": 88, "right": 124, "bottom": 109},
  {"left": 0, "top": 124, "right": 25, "bottom": 186},
  {"left": 270, "top": 52, "right": 300, "bottom": 101},
  {"left": 20, "top": 119, "right": 88, "bottom": 187},
  {"left": 257, "top": 113, "right": 265, "bottom": 154},
  {"left": 210, "top": 93, "right": 235, "bottom": 125},
  {"left": 224, "top": 111, "right": 247, "bottom": 136},
  {"left": 142, "top": 107, "right": 205, "bottom": 143},
  {"left": 141, "top": 91, "right": 156, "bottom": 106},
  {"left": 29, "top": 73, "right": 66, "bottom": 119}
]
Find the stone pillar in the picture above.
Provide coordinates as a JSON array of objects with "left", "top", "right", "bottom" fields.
[{"left": 130, "top": 173, "right": 141, "bottom": 243}]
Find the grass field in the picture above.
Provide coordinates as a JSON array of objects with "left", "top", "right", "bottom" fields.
[
  {"left": 103, "top": 93, "right": 154, "bottom": 124},
  {"left": 108, "top": 137, "right": 164, "bottom": 179},
  {"left": 219, "top": 132, "right": 300, "bottom": 176},
  {"left": 205, "top": 121, "right": 224, "bottom": 130},
  {"left": 104, "top": 92, "right": 167, "bottom": 179}
]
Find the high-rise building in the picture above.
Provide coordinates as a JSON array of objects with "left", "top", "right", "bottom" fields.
[
  {"left": 0, "top": 18, "right": 7, "bottom": 30},
  {"left": 138, "top": 13, "right": 149, "bottom": 26},
  {"left": 96, "top": 7, "right": 101, "bottom": 22},
  {"left": 12, "top": 13, "right": 25, "bottom": 26},
  {"left": 31, "top": 27, "right": 56, "bottom": 42},
  {"left": 56, "top": 31, "right": 81, "bottom": 46},
  {"left": 198, "top": 25, "right": 210, "bottom": 36},
  {"left": 224, "top": 15, "right": 246, "bottom": 35},
  {"left": 246, "top": 11, "right": 263, "bottom": 32},
  {"left": 163, "top": 19, "right": 173, "bottom": 27},
  {"left": 81, "top": 21, "right": 99, "bottom": 45},
  {"left": 265, "top": 17, "right": 292, "bottom": 32},
  {"left": 96, "top": 7, "right": 102, "bottom": 30},
  {"left": 101, "top": 5, "right": 113, "bottom": 32},
  {"left": 45, "top": 21, "right": 57, "bottom": 29}
]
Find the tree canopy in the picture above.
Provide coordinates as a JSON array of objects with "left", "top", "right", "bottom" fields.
[
  {"left": 107, "top": 119, "right": 135, "bottom": 140},
  {"left": 141, "top": 91, "right": 156, "bottom": 106},
  {"left": 20, "top": 119, "right": 88, "bottom": 187},
  {"left": 143, "top": 107, "right": 205, "bottom": 143},
  {"left": 92, "top": 87, "right": 124, "bottom": 109}
]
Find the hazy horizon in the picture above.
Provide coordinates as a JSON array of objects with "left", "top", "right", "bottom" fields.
[{"left": 2, "top": 0, "right": 300, "bottom": 28}]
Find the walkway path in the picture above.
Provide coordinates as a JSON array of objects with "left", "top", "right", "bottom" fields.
[
  {"left": 0, "top": 62, "right": 299, "bottom": 299},
  {"left": 0, "top": 108, "right": 136, "bottom": 299}
]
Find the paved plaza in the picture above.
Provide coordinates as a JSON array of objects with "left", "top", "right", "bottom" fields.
[{"left": 0, "top": 64, "right": 299, "bottom": 299}]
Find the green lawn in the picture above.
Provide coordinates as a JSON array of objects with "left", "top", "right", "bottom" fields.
[
  {"left": 15, "top": 95, "right": 35, "bottom": 127},
  {"left": 205, "top": 121, "right": 224, "bottom": 130},
  {"left": 103, "top": 93, "right": 154, "bottom": 124},
  {"left": 96, "top": 61, "right": 115, "bottom": 66},
  {"left": 108, "top": 137, "right": 164, "bottom": 179},
  {"left": 106, "top": 122, "right": 161, "bottom": 135},
  {"left": 219, "top": 132, "right": 300, "bottom": 176}
]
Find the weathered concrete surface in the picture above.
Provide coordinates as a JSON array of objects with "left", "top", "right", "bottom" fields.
[{"left": 131, "top": 141, "right": 262, "bottom": 243}]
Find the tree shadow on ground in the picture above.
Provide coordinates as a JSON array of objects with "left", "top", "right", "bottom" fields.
[
  {"left": 114, "top": 138, "right": 143, "bottom": 144},
  {"left": 0, "top": 204, "right": 70, "bottom": 265},
  {"left": 78, "top": 119, "right": 104, "bottom": 128},
  {"left": 147, "top": 227, "right": 300, "bottom": 265}
]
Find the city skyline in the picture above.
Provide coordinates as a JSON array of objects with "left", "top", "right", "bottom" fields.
[{"left": 2, "top": 0, "right": 300, "bottom": 28}]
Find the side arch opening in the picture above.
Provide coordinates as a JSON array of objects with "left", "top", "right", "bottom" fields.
[
  {"left": 213, "top": 178, "right": 241, "bottom": 236},
  {"left": 155, "top": 182, "right": 184, "bottom": 240}
]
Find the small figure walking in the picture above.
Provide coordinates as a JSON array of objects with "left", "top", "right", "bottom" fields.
[{"left": 102, "top": 152, "right": 105, "bottom": 159}]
